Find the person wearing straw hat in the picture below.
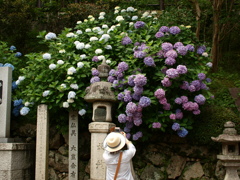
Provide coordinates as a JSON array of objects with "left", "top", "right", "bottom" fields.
[{"left": 103, "top": 131, "right": 136, "bottom": 180}]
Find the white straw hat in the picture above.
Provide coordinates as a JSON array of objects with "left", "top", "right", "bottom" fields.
[{"left": 103, "top": 132, "right": 126, "bottom": 152}]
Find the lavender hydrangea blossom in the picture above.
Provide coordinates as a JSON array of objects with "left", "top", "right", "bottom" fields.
[
  {"left": 128, "top": 75, "right": 135, "bottom": 86},
  {"left": 174, "top": 42, "right": 183, "bottom": 49},
  {"left": 121, "top": 36, "right": 133, "bottom": 45},
  {"left": 118, "top": 114, "right": 127, "bottom": 123},
  {"left": 155, "top": 31, "right": 164, "bottom": 38},
  {"left": 144, "top": 56, "right": 156, "bottom": 67},
  {"left": 198, "top": 73, "right": 206, "bottom": 80},
  {"left": 90, "top": 76, "right": 100, "bottom": 83},
  {"left": 162, "top": 42, "right": 173, "bottom": 52},
  {"left": 194, "top": 94, "right": 206, "bottom": 105},
  {"left": 169, "top": 26, "right": 181, "bottom": 35},
  {"left": 177, "top": 128, "right": 188, "bottom": 137},
  {"left": 92, "top": 56, "right": 100, "bottom": 62},
  {"left": 159, "top": 26, "right": 169, "bottom": 33},
  {"left": 172, "top": 123, "right": 180, "bottom": 131},
  {"left": 165, "top": 50, "right": 178, "bottom": 58},
  {"left": 134, "top": 50, "right": 147, "bottom": 58},
  {"left": 133, "top": 74, "right": 147, "bottom": 87},
  {"left": 186, "top": 44, "right": 195, "bottom": 52},
  {"left": 134, "top": 21, "right": 145, "bottom": 29},
  {"left": 177, "top": 46, "right": 188, "bottom": 56},
  {"left": 197, "top": 45, "right": 206, "bottom": 54},
  {"left": 166, "top": 68, "right": 179, "bottom": 79},
  {"left": 152, "top": 122, "right": 161, "bottom": 128},
  {"left": 176, "top": 65, "right": 187, "bottom": 74},
  {"left": 154, "top": 89, "right": 165, "bottom": 99},
  {"left": 117, "top": 62, "right": 129, "bottom": 72},
  {"left": 165, "top": 57, "right": 176, "bottom": 66},
  {"left": 161, "top": 77, "right": 172, "bottom": 87},
  {"left": 139, "top": 96, "right": 151, "bottom": 107},
  {"left": 133, "top": 86, "right": 143, "bottom": 95}
]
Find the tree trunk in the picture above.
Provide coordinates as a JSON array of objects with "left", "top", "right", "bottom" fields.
[
  {"left": 189, "top": 0, "right": 201, "bottom": 40},
  {"left": 211, "top": 0, "right": 223, "bottom": 72}
]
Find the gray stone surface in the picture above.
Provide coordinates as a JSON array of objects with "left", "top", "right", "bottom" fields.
[
  {"left": 35, "top": 104, "right": 49, "bottom": 180},
  {"left": 0, "top": 67, "right": 12, "bottom": 139},
  {"left": 0, "top": 143, "right": 35, "bottom": 180}
]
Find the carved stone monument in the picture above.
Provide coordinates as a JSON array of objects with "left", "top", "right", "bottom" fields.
[
  {"left": 35, "top": 104, "right": 49, "bottom": 180},
  {"left": 212, "top": 121, "right": 240, "bottom": 180},
  {"left": 84, "top": 60, "right": 116, "bottom": 180},
  {"left": 69, "top": 110, "right": 79, "bottom": 180}
]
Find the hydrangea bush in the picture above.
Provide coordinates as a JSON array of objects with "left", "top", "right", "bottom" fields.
[{"left": 17, "top": 6, "right": 213, "bottom": 140}]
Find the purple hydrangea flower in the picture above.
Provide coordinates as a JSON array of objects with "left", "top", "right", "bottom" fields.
[
  {"left": 176, "top": 65, "right": 188, "bottom": 74},
  {"left": 188, "top": 85, "right": 196, "bottom": 92},
  {"left": 197, "top": 45, "right": 206, "bottom": 54},
  {"left": 109, "top": 69, "right": 116, "bottom": 76},
  {"left": 191, "top": 80, "right": 201, "bottom": 91},
  {"left": 126, "top": 121, "right": 134, "bottom": 129},
  {"left": 139, "top": 96, "right": 151, "bottom": 107},
  {"left": 128, "top": 75, "right": 135, "bottom": 86},
  {"left": 172, "top": 123, "right": 180, "bottom": 131},
  {"left": 118, "top": 114, "right": 127, "bottom": 123},
  {"left": 112, "top": 80, "right": 119, "bottom": 88},
  {"left": 159, "top": 26, "right": 169, "bottom": 33},
  {"left": 177, "top": 46, "right": 188, "bottom": 56},
  {"left": 124, "top": 127, "right": 131, "bottom": 133},
  {"left": 180, "top": 81, "right": 189, "bottom": 90},
  {"left": 165, "top": 50, "right": 178, "bottom": 59},
  {"left": 92, "top": 69, "right": 99, "bottom": 76},
  {"left": 132, "top": 94, "right": 141, "bottom": 101},
  {"left": 165, "top": 57, "right": 176, "bottom": 66},
  {"left": 134, "top": 21, "right": 145, "bottom": 29},
  {"left": 163, "top": 103, "right": 171, "bottom": 110},
  {"left": 161, "top": 77, "right": 172, "bottom": 87},
  {"left": 194, "top": 94, "right": 206, "bottom": 105},
  {"left": 121, "top": 36, "right": 133, "bottom": 45},
  {"left": 169, "top": 26, "right": 181, "bottom": 35},
  {"left": 144, "top": 56, "right": 156, "bottom": 67},
  {"left": 133, "top": 86, "right": 143, "bottom": 95},
  {"left": 206, "top": 78, "right": 212, "bottom": 83},
  {"left": 174, "top": 42, "right": 184, "bottom": 49},
  {"left": 156, "top": 50, "right": 165, "bottom": 58},
  {"left": 133, "top": 74, "right": 147, "bottom": 87},
  {"left": 169, "top": 114, "right": 176, "bottom": 120},
  {"left": 126, "top": 102, "right": 137, "bottom": 114},
  {"left": 182, "top": 102, "right": 199, "bottom": 111},
  {"left": 92, "top": 56, "right": 99, "bottom": 62},
  {"left": 134, "top": 51, "right": 147, "bottom": 58},
  {"left": 152, "top": 122, "right": 161, "bottom": 128},
  {"left": 186, "top": 44, "right": 195, "bottom": 52},
  {"left": 134, "top": 118, "right": 142, "bottom": 126},
  {"left": 193, "top": 109, "right": 201, "bottom": 115},
  {"left": 107, "top": 76, "right": 116, "bottom": 83},
  {"left": 159, "top": 97, "right": 167, "bottom": 105},
  {"left": 166, "top": 68, "right": 179, "bottom": 79},
  {"left": 200, "top": 82, "right": 208, "bottom": 90},
  {"left": 177, "top": 128, "right": 188, "bottom": 137},
  {"left": 155, "top": 31, "right": 164, "bottom": 38},
  {"left": 90, "top": 76, "right": 100, "bottom": 83},
  {"left": 175, "top": 97, "right": 182, "bottom": 104},
  {"left": 117, "top": 62, "right": 128, "bottom": 72},
  {"left": 181, "top": 96, "right": 188, "bottom": 103},
  {"left": 162, "top": 42, "right": 173, "bottom": 52},
  {"left": 124, "top": 92, "right": 132, "bottom": 103},
  {"left": 154, "top": 89, "right": 165, "bottom": 99},
  {"left": 117, "top": 92, "right": 124, "bottom": 101},
  {"left": 198, "top": 73, "right": 206, "bottom": 80},
  {"left": 176, "top": 111, "right": 183, "bottom": 119}
]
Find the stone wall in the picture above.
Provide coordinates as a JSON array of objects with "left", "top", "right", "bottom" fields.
[{"left": 12, "top": 123, "right": 226, "bottom": 180}]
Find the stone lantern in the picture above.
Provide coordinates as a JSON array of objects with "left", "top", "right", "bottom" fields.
[
  {"left": 84, "top": 60, "right": 116, "bottom": 180},
  {"left": 211, "top": 121, "right": 240, "bottom": 180}
]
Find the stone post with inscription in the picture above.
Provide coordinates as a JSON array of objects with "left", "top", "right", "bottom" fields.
[
  {"left": 69, "top": 110, "right": 79, "bottom": 180},
  {"left": 84, "top": 60, "right": 117, "bottom": 180},
  {"left": 0, "top": 67, "right": 35, "bottom": 180},
  {"left": 35, "top": 104, "right": 49, "bottom": 180}
]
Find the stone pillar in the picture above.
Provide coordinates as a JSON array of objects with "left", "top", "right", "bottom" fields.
[
  {"left": 0, "top": 143, "right": 35, "bottom": 179},
  {"left": 89, "top": 122, "right": 115, "bottom": 180},
  {"left": 69, "top": 111, "right": 79, "bottom": 180},
  {"left": 35, "top": 104, "right": 49, "bottom": 180},
  {"left": 0, "top": 67, "right": 12, "bottom": 142}
]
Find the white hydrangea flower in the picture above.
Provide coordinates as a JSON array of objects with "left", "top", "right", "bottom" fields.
[
  {"left": 102, "top": 24, "right": 108, "bottom": 29},
  {"left": 121, "top": 9, "right": 126, "bottom": 13},
  {"left": 106, "top": 60, "right": 111, "bottom": 64},
  {"left": 16, "top": 80, "right": 20, "bottom": 85},
  {"left": 76, "top": 30, "right": 83, "bottom": 34},
  {"left": 127, "top": 7, "right": 134, "bottom": 12},
  {"left": 95, "top": 49, "right": 103, "bottom": 54},
  {"left": 85, "top": 44, "right": 91, "bottom": 49},
  {"left": 18, "top": 76, "right": 25, "bottom": 81},
  {"left": 67, "top": 67, "right": 77, "bottom": 75},
  {"left": 116, "top": 16, "right": 124, "bottom": 22},
  {"left": 80, "top": 54, "right": 87, "bottom": 59},
  {"left": 186, "top": 25, "right": 191, "bottom": 28},
  {"left": 43, "top": 53, "right": 51, "bottom": 59},
  {"left": 115, "top": 6, "right": 120, "bottom": 10},
  {"left": 132, "top": 16, "right": 138, "bottom": 21},
  {"left": 63, "top": 102, "right": 69, "bottom": 108},
  {"left": 116, "top": 23, "right": 121, "bottom": 27},
  {"left": 90, "top": 17, "right": 95, "bottom": 21},
  {"left": 77, "top": 62, "right": 84, "bottom": 68},
  {"left": 57, "top": 60, "right": 64, "bottom": 64},
  {"left": 74, "top": 41, "right": 80, "bottom": 45},
  {"left": 151, "top": 11, "right": 157, "bottom": 15},
  {"left": 76, "top": 21, "right": 82, "bottom": 24},
  {"left": 49, "top": 64, "right": 56, "bottom": 70},
  {"left": 142, "top": 11, "right": 150, "bottom": 18},
  {"left": 45, "top": 32, "right": 57, "bottom": 40},
  {"left": 206, "top": 62, "right": 213, "bottom": 68},
  {"left": 24, "top": 102, "right": 30, "bottom": 106},
  {"left": 92, "top": 27, "right": 101, "bottom": 32},
  {"left": 85, "top": 28, "right": 92, "bottom": 32},
  {"left": 66, "top": 32, "right": 76, "bottom": 38},
  {"left": 67, "top": 99, "right": 74, "bottom": 103},
  {"left": 98, "top": 30, "right": 104, "bottom": 35},
  {"left": 70, "top": 84, "right": 79, "bottom": 90},
  {"left": 202, "top": 52, "right": 208, "bottom": 57},
  {"left": 84, "top": 19, "right": 88, "bottom": 22},
  {"left": 98, "top": 55, "right": 105, "bottom": 61},
  {"left": 20, "top": 107, "right": 30, "bottom": 116},
  {"left": 99, "top": 12, "right": 106, "bottom": 16},
  {"left": 78, "top": 109, "right": 86, "bottom": 116},
  {"left": 60, "top": 84, "right": 67, "bottom": 88},
  {"left": 114, "top": 10, "right": 119, "bottom": 14},
  {"left": 59, "top": 49, "right": 66, "bottom": 53},
  {"left": 99, "top": 34, "right": 110, "bottom": 42},
  {"left": 105, "top": 45, "right": 112, "bottom": 50},
  {"left": 129, "top": 22, "right": 134, "bottom": 26},
  {"left": 68, "top": 91, "right": 76, "bottom": 99},
  {"left": 42, "top": 90, "right": 50, "bottom": 97},
  {"left": 99, "top": 16, "right": 104, "bottom": 20},
  {"left": 88, "top": 15, "right": 94, "bottom": 19},
  {"left": 76, "top": 42, "right": 85, "bottom": 50},
  {"left": 90, "top": 37, "right": 99, "bottom": 41}
]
